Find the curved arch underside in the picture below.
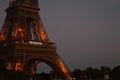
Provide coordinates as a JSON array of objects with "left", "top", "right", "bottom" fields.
[
  {"left": 23, "top": 53, "right": 71, "bottom": 78},
  {"left": 0, "top": 0, "right": 71, "bottom": 79}
]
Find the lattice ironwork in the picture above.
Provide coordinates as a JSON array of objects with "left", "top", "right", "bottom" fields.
[{"left": 0, "top": 0, "right": 71, "bottom": 78}]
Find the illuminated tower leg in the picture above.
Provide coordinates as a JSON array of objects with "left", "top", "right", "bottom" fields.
[
  {"left": 53, "top": 54, "right": 71, "bottom": 78},
  {"left": 0, "top": 0, "right": 72, "bottom": 79}
]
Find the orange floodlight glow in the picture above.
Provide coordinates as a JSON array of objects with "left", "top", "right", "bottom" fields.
[{"left": 15, "top": 62, "right": 22, "bottom": 71}]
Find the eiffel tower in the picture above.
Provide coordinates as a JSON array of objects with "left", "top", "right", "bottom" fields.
[{"left": 0, "top": 0, "right": 71, "bottom": 78}]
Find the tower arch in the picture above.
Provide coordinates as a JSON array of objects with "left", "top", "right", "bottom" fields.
[
  {"left": 23, "top": 57, "right": 60, "bottom": 74},
  {"left": 0, "top": 0, "right": 71, "bottom": 78}
]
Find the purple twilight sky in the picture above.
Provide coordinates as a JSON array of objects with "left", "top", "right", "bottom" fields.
[{"left": 0, "top": 0, "right": 120, "bottom": 72}]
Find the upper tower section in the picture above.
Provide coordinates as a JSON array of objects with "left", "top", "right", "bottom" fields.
[
  {"left": 9, "top": 0, "right": 38, "bottom": 8},
  {"left": 0, "top": 0, "right": 49, "bottom": 42}
]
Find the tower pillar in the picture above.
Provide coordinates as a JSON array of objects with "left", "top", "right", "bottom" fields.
[{"left": 0, "top": 0, "right": 71, "bottom": 78}]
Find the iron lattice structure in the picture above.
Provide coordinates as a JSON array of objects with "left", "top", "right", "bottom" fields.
[{"left": 0, "top": 0, "right": 71, "bottom": 78}]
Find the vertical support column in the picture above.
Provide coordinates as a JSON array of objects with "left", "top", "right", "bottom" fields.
[
  {"left": 14, "top": 57, "right": 23, "bottom": 71},
  {"left": 24, "top": 61, "right": 38, "bottom": 75},
  {"left": 29, "top": 61, "right": 36, "bottom": 74},
  {"left": 6, "top": 61, "right": 13, "bottom": 70}
]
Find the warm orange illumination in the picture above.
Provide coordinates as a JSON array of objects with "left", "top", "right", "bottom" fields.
[
  {"left": 31, "top": 68, "right": 36, "bottom": 74},
  {"left": 59, "top": 59, "right": 67, "bottom": 73},
  {"left": 15, "top": 62, "right": 22, "bottom": 71},
  {"left": 14, "top": 27, "right": 25, "bottom": 38},
  {"left": 38, "top": 24, "right": 49, "bottom": 41},
  {"left": 30, "top": 66, "right": 36, "bottom": 74},
  {"left": 40, "top": 31, "right": 47, "bottom": 41},
  {"left": 18, "top": 28, "right": 22, "bottom": 31},
  {"left": 6, "top": 62, "right": 12, "bottom": 70},
  {"left": 0, "top": 27, "right": 6, "bottom": 40},
  {"left": 0, "top": 33, "right": 5, "bottom": 40},
  {"left": 0, "top": 35, "right": 2, "bottom": 39},
  {"left": 58, "top": 58, "right": 71, "bottom": 78}
]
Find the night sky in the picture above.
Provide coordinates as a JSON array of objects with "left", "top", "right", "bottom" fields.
[{"left": 0, "top": 0, "right": 120, "bottom": 72}]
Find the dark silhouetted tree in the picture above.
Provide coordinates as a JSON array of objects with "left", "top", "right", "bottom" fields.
[
  {"left": 72, "top": 69, "right": 83, "bottom": 80},
  {"left": 112, "top": 66, "right": 120, "bottom": 80},
  {"left": 49, "top": 70, "right": 66, "bottom": 79},
  {"left": 84, "top": 67, "right": 101, "bottom": 80},
  {"left": 100, "top": 66, "right": 112, "bottom": 79}
]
